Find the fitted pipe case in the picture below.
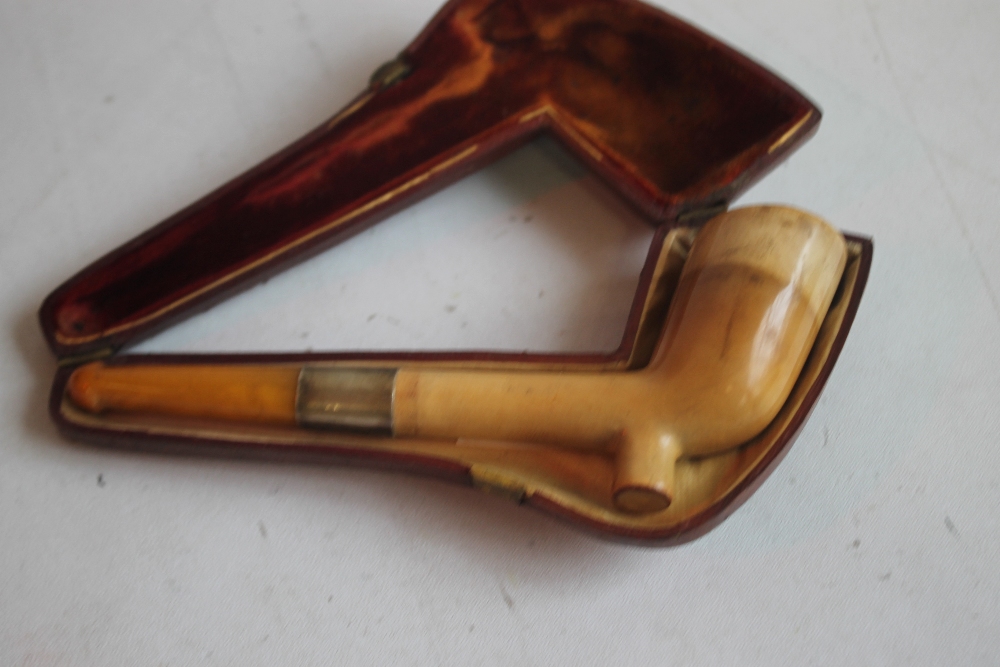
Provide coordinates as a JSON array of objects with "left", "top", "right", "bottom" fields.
[{"left": 40, "top": 0, "right": 871, "bottom": 544}]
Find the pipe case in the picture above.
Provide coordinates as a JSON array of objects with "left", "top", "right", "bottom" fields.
[{"left": 40, "top": 0, "right": 871, "bottom": 543}]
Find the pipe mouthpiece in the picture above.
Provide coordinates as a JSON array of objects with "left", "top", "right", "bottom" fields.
[{"left": 67, "top": 362, "right": 106, "bottom": 413}]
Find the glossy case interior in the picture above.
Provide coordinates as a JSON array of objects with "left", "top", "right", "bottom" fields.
[{"left": 40, "top": 0, "right": 871, "bottom": 543}]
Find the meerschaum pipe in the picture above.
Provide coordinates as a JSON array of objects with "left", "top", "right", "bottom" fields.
[{"left": 67, "top": 206, "right": 846, "bottom": 513}]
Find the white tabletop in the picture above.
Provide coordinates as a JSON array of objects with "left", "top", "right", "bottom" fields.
[{"left": 2, "top": 0, "right": 997, "bottom": 664}]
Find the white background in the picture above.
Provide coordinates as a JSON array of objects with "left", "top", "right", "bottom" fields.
[{"left": 2, "top": 0, "right": 998, "bottom": 664}]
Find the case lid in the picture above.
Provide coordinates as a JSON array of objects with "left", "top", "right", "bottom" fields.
[{"left": 39, "top": 0, "right": 819, "bottom": 359}]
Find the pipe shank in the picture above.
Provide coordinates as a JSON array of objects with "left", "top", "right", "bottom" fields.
[{"left": 393, "top": 369, "right": 627, "bottom": 448}]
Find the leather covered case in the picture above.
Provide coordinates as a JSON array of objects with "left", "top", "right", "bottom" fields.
[{"left": 39, "top": 0, "right": 871, "bottom": 543}]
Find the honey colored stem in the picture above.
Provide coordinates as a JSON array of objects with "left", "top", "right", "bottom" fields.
[{"left": 67, "top": 363, "right": 300, "bottom": 426}]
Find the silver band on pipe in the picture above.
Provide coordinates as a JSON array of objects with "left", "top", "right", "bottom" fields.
[{"left": 295, "top": 367, "right": 396, "bottom": 432}]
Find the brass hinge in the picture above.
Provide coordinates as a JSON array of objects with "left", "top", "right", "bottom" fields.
[
  {"left": 57, "top": 346, "right": 115, "bottom": 368},
  {"left": 676, "top": 202, "right": 729, "bottom": 225},
  {"left": 369, "top": 56, "right": 412, "bottom": 91}
]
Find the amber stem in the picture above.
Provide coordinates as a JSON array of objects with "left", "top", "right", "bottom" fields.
[{"left": 67, "top": 363, "right": 300, "bottom": 426}]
